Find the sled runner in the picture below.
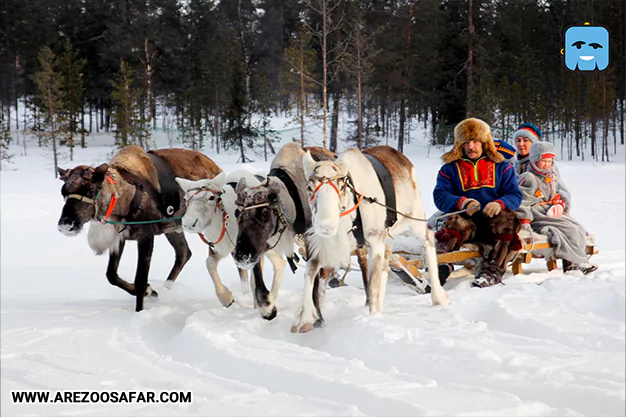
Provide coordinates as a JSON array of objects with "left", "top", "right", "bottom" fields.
[{"left": 388, "top": 229, "right": 598, "bottom": 291}]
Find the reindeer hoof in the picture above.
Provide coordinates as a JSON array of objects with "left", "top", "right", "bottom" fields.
[
  {"left": 290, "top": 322, "right": 315, "bottom": 333},
  {"left": 145, "top": 285, "right": 158, "bottom": 298},
  {"left": 298, "top": 322, "right": 314, "bottom": 333},
  {"left": 328, "top": 277, "right": 347, "bottom": 288},
  {"left": 313, "top": 318, "right": 324, "bottom": 328},
  {"left": 262, "top": 306, "right": 277, "bottom": 321}
]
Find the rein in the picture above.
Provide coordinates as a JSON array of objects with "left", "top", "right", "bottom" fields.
[{"left": 307, "top": 174, "right": 467, "bottom": 222}]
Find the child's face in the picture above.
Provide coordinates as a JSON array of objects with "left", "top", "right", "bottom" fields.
[
  {"left": 515, "top": 137, "right": 532, "bottom": 156},
  {"left": 535, "top": 157, "right": 553, "bottom": 169}
]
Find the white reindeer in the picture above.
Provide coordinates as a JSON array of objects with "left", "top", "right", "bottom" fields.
[
  {"left": 292, "top": 146, "right": 449, "bottom": 333},
  {"left": 176, "top": 171, "right": 287, "bottom": 312}
]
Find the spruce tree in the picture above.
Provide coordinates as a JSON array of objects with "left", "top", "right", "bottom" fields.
[
  {"left": 110, "top": 60, "right": 149, "bottom": 149},
  {"left": 33, "top": 46, "right": 67, "bottom": 178}
]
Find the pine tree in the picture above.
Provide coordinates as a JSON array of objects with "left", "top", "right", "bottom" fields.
[
  {"left": 223, "top": 57, "right": 257, "bottom": 162},
  {"left": 283, "top": 25, "right": 317, "bottom": 146},
  {"left": 33, "top": 46, "right": 67, "bottom": 178},
  {"left": 59, "top": 40, "right": 86, "bottom": 159},
  {"left": 110, "top": 60, "right": 149, "bottom": 149},
  {"left": 0, "top": 112, "right": 13, "bottom": 170}
]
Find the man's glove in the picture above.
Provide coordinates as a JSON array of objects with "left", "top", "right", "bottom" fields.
[
  {"left": 546, "top": 204, "right": 564, "bottom": 218},
  {"left": 483, "top": 201, "right": 503, "bottom": 218},
  {"left": 462, "top": 198, "right": 481, "bottom": 215}
]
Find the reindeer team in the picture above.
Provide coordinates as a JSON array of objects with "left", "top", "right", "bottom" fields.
[{"left": 56, "top": 141, "right": 449, "bottom": 332}]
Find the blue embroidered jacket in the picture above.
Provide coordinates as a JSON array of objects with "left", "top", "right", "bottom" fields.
[{"left": 433, "top": 156, "right": 523, "bottom": 213}]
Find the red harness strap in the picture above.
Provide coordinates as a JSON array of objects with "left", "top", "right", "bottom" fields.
[
  {"left": 308, "top": 176, "right": 363, "bottom": 218},
  {"left": 99, "top": 175, "right": 118, "bottom": 223},
  {"left": 340, "top": 195, "right": 363, "bottom": 218},
  {"left": 198, "top": 211, "right": 228, "bottom": 247},
  {"left": 309, "top": 178, "right": 342, "bottom": 202}
]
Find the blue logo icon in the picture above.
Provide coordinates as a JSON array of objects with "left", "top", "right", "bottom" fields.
[{"left": 564, "top": 23, "right": 609, "bottom": 71}]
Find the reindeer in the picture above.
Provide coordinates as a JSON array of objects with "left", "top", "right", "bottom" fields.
[
  {"left": 176, "top": 170, "right": 287, "bottom": 314},
  {"left": 56, "top": 145, "right": 221, "bottom": 311},
  {"left": 294, "top": 146, "right": 450, "bottom": 332}
]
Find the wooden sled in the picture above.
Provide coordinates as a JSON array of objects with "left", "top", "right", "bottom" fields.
[{"left": 388, "top": 230, "right": 598, "bottom": 284}]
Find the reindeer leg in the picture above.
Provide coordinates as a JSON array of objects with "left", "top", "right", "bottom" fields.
[
  {"left": 253, "top": 262, "right": 276, "bottom": 320},
  {"left": 106, "top": 240, "right": 137, "bottom": 296},
  {"left": 367, "top": 239, "right": 385, "bottom": 314},
  {"left": 237, "top": 267, "right": 250, "bottom": 295},
  {"left": 265, "top": 250, "right": 286, "bottom": 305},
  {"left": 424, "top": 227, "right": 449, "bottom": 306},
  {"left": 134, "top": 236, "right": 155, "bottom": 312},
  {"left": 291, "top": 259, "right": 321, "bottom": 333},
  {"left": 376, "top": 244, "right": 392, "bottom": 313},
  {"left": 206, "top": 252, "right": 233, "bottom": 308},
  {"left": 356, "top": 245, "right": 369, "bottom": 306},
  {"left": 162, "top": 231, "right": 192, "bottom": 290},
  {"left": 312, "top": 268, "right": 330, "bottom": 327}
]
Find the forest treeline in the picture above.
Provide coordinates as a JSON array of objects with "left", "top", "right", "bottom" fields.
[{"left": 0, "top": 0, "right": 624, "bottom": 166}]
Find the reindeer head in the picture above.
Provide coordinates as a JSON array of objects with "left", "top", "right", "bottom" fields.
[
  {"left": 57, "top": 164, "right": 109, "bottom": 236},
  {"left": 232, "top": 177, "right": 286, "bottom": 269},
  {"left": 302, "top": 150, "right": 351, "bottom": 237},
  {"left": 176, "top": 172, "right": 226, "bottom": 234}
]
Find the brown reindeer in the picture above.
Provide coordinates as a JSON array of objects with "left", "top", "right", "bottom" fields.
[{"left": 57, "top": 145, "right": 221, "bottom": 311}]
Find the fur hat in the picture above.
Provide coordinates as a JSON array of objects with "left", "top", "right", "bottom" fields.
[
  {"left": 513, "top": 122, "right": 542, "bottom": 143},
  {"left": 442, "top": 118, "right": 504, "bottom": 164},
  {"left": 529, "top": 141, "right": 557, "bottom": 164}
]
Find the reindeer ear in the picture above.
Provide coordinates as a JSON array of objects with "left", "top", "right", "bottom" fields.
[
  {"left": 175, "top": 177, "right": 196, "bottom": 192},
  {"left": 212, "top": 172, "right": 226, "bottom": 188},
  {"left": 302, "top": 150, "right": 317, "bottom": 178},
  {"left": 236, "top": 177, "right": 248, "bottom": 194},
  {"left": 57, "top": 167, "right": 70, "bottom": 180},
  {"left": 92, "top": 164, "right": 108, "bottom": 183},
  {"left": 337, "top": 161, "right": 349, "bottom": 177}
]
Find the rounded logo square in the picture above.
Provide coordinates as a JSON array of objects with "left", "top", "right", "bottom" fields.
[{"left": 564, "top": 25, "right": 609, "bottom": 71}]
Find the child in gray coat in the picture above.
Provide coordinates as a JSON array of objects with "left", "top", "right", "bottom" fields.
[{"left": 516, "top": 142, "right": 597, "bottom": 274}]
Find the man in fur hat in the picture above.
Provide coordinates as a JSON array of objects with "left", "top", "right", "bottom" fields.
[{"left": 433, "top": 117, "right": 523, "bottom": 287}]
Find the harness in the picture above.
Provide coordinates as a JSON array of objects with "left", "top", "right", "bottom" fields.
[
  {"left": 147, "top": 151, "right": 181, "bottom": 217},
  {"left": 64, "top": 169, "right": 182, "bottom": 226},
  {"left": 235, "top": 174, "right": 297, "bottom": 251},
  {"left": 363, "top": 153, "right": 397, "bottom": 228},
  {"left": 184, "top": 185, "right": 230, "bottom": 248},
  {"left": 306, "top": 154, "right": 396, "bottom": 245},
  {"left": 307, "top": 174, "right": 363, "bottom": 218},
  {"left": 268, "top": 168, "right": 306, "bottom": 234},
  {"left": 65, "top": 174, "right": 119, "bottom": 223},
  {"left": 306, "top": 172, "right": 366, "bottom": 246}
]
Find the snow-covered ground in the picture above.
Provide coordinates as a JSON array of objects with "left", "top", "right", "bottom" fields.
[{"left": 1, "top": 121, "right": 625, "bottom": 416}]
